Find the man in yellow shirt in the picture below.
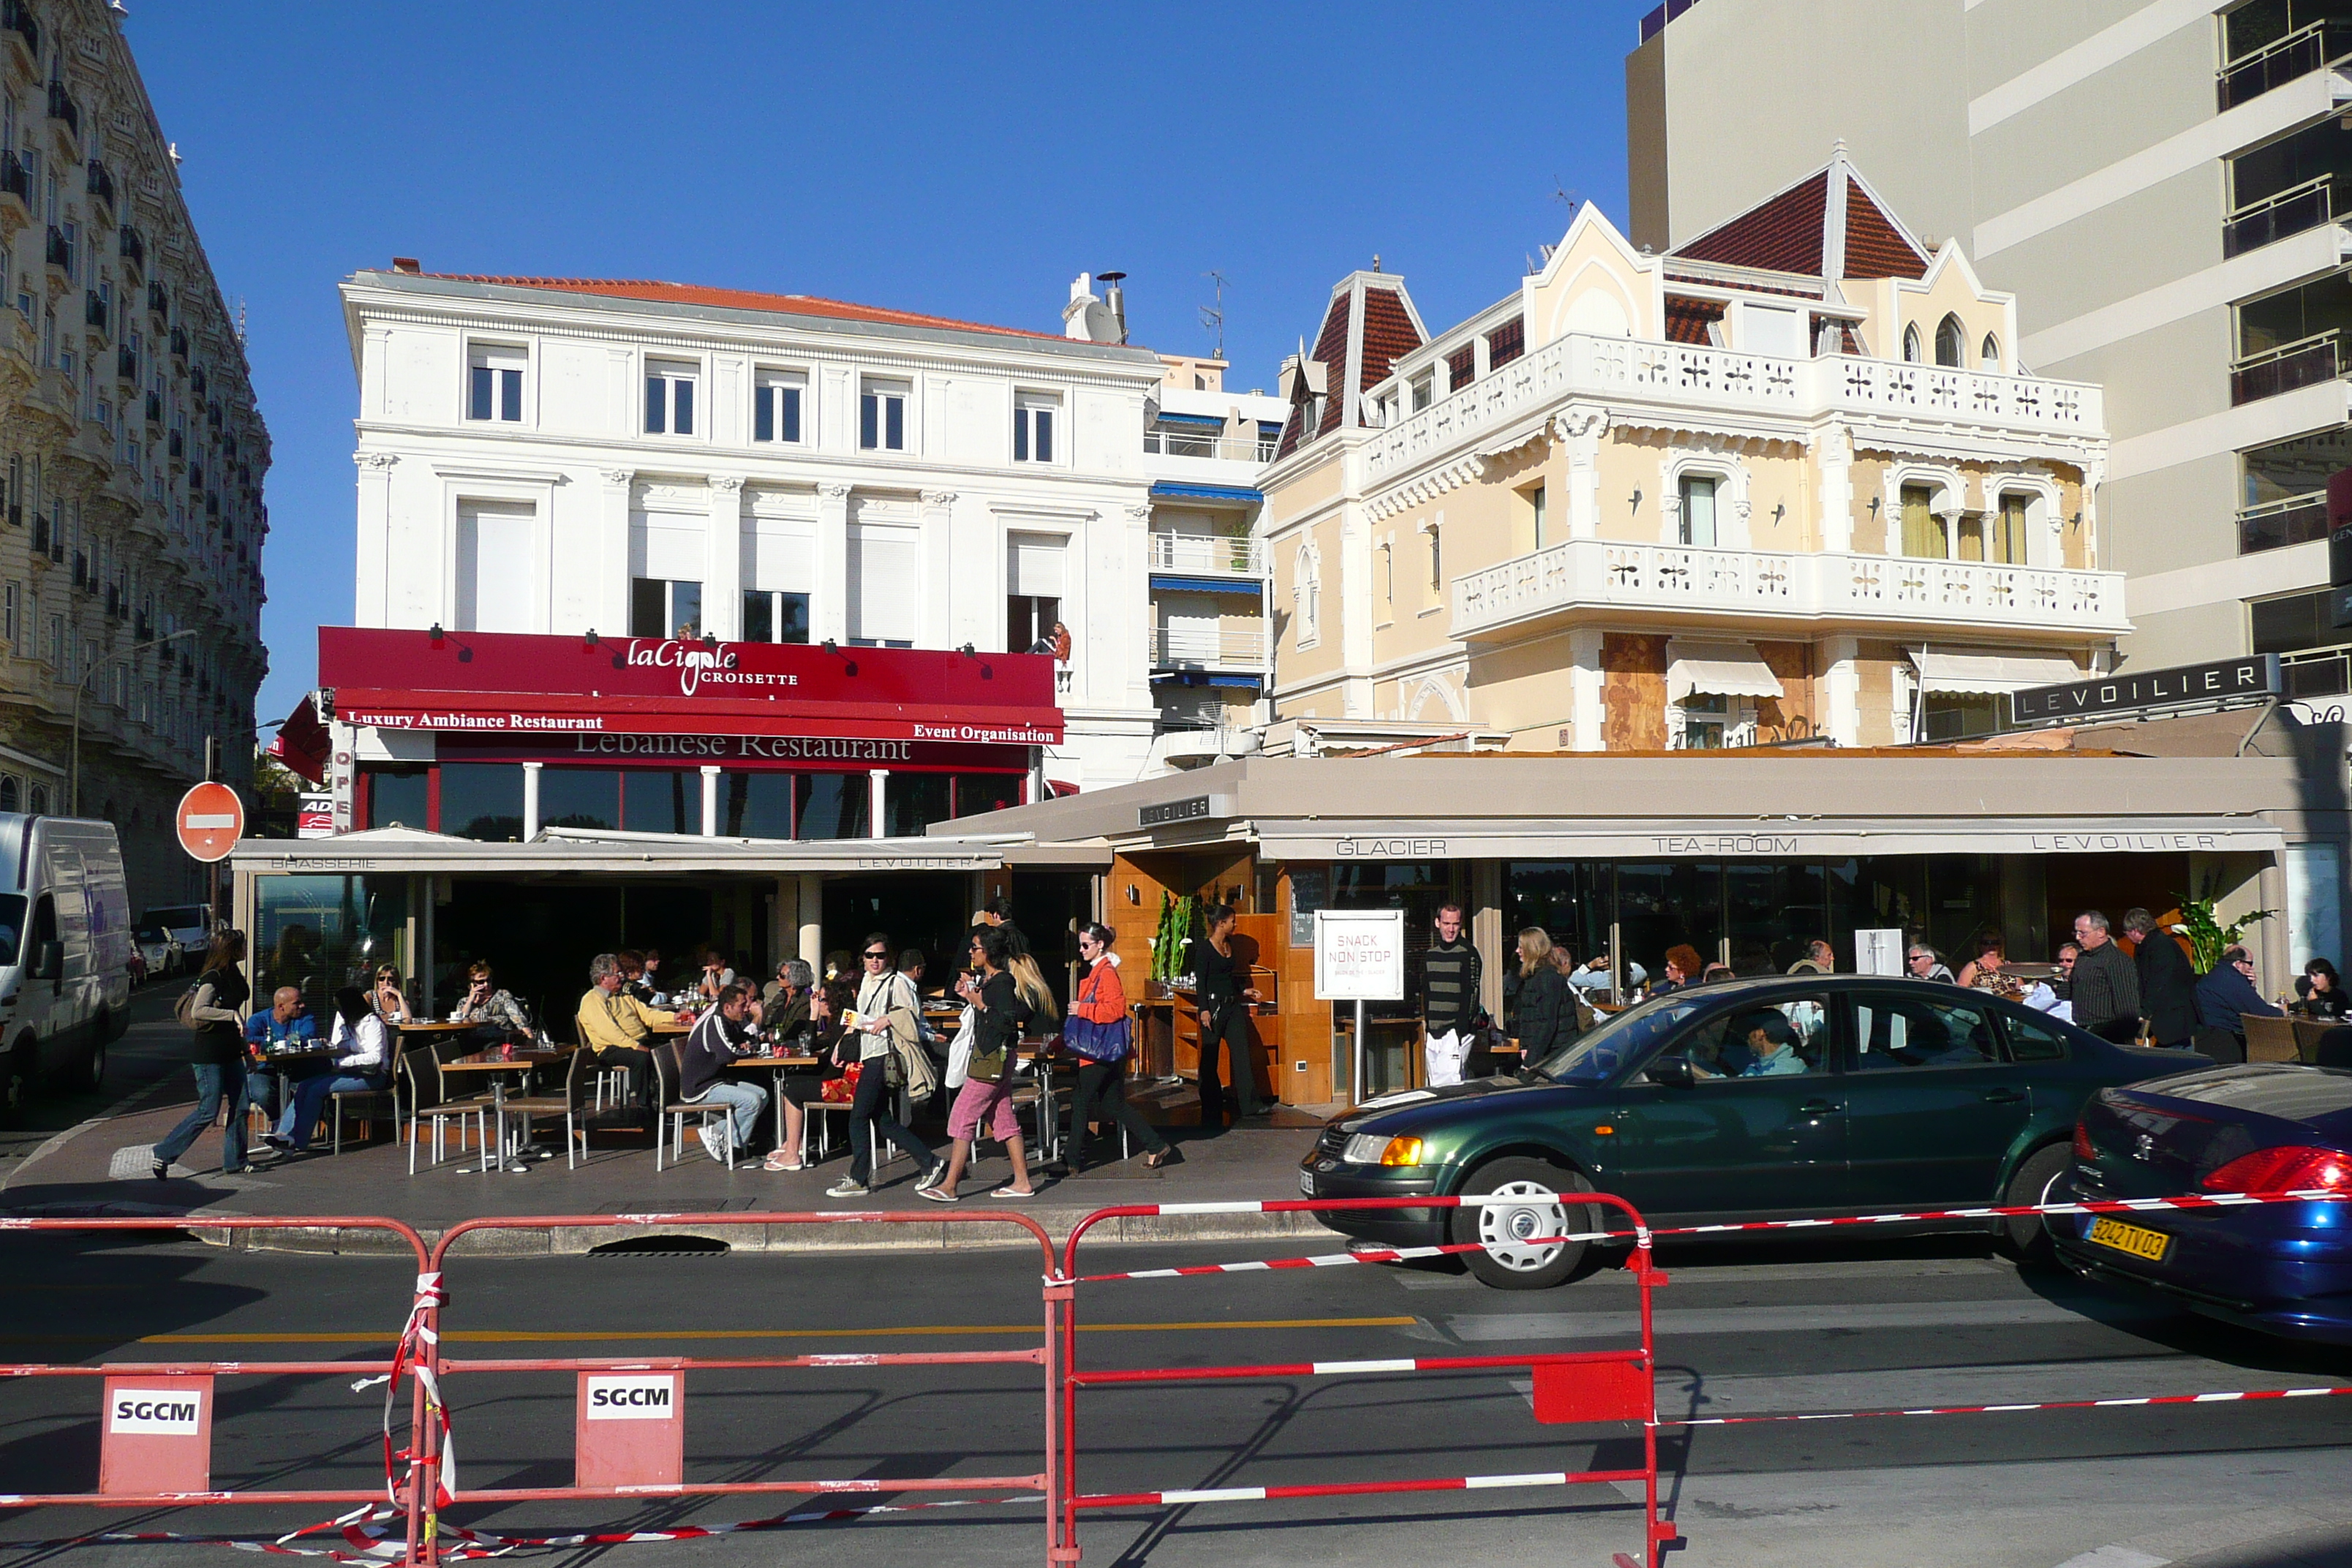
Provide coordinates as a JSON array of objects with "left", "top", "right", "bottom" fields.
[{"left": 577, "top": 952, "right": 675, "bottom": 1117}]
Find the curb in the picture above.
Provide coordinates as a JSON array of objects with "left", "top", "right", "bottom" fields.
[
  {"left": 1, "top": 1116, "right": 105, "bottom": 1191},
  {"left": 181, "top": 1206, "right": 1341, "bottom": 1257}
]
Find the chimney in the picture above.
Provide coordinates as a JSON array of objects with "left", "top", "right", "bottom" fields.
[
  {"left": 391, "top": 257, "right": 421, "bottom": 275},
  {"left": 1098, "top": 271, "right": 1128, "bottom": 344}
]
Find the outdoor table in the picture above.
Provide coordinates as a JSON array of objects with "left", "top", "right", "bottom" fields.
[
  {"left": 440, "top": 1048, "right": 568, "bottom": 1172},
  {"left": 726, "top": 1054, "right": 820, "bottom": 1150}
]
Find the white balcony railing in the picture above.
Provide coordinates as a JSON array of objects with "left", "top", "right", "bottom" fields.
[
  {"left": 1149, "top": 531, "right": 1264, "bottom": 575},
  {"left": 1149, "top": 622, "right": 1272, "bottom": 668},
  {"left": 1145, "top": 428, "right": 1279, "bottom": 463},
  {"left": 1366, "top": 331, "right": 2102, "bottom": 487},
  {"left": 1452, "top": 538, "right": 2129, "bottom": 641}
]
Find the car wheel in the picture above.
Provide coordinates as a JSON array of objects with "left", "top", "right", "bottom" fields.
[
  {"left": 1997, "top": 1142, "right": 2073, "bottom": 1261},
  {"left": 77, "top": 1019, "right": 105, "bottom": 1093},
  {"left": 1450, "top": 1158, "right": 1595, "bottom": 1290}
]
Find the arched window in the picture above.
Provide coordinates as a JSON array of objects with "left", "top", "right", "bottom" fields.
[
  {"left": 1934, "top": 314, "right": 1966, "bottom": 367},
  {"left": 1293, "top": 543, "right": 1320, "bottom": 647},
  {"left": 1902, "top": 324, "right": 1923, "bottom": 363},
  {"left": 0, "top": 777, "right": 20, "bottom": 813},
  {"left": 29, "top": 784, "right": 48, "bottom": 815},
  {"left": 1979, "top": 333, "right": 2000, "bottom": 372}
]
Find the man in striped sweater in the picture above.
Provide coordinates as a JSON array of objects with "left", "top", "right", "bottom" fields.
[{"left": 1420, "top": 903, "right": 1485, "bottom": 1088}]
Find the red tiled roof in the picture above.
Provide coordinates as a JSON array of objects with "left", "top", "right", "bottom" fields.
[
  {"left": 1310, "top": 291, "right": 1352, "bottom": 438},
  {"left": 1840, "top": 188, "right": 1931, "bottom": 279},
  {"left": 404, "top": 274, "right": 1063, "bottom": 342},
  {"left": 1664, "top": 296, "right": 1725, "bottom": 345},
  {"left": 1674, "top": 171, "right": 1827, "bottom": 276},
  {"left": 1360, "top": 285, "right": 1423, "bottom": 397}
]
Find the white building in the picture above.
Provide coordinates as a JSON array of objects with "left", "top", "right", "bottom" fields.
[{"left": 339, "top": 263, "right": 1190, "bottom": 793}]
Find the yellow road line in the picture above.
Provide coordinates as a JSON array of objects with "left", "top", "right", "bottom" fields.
[{"left": 103, "top": 1316, "right": 1418, "bottom": 1346}]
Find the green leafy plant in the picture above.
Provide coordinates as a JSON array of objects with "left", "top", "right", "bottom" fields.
[{"left": 2171, "top": 878, "right": 2275, "bottom": 973}]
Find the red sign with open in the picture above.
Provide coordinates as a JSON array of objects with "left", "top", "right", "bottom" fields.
[{"left": 175, "top": 781, "right": 244, "bottom": 863}]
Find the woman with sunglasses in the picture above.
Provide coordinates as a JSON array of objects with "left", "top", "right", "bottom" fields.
[
  {"left": 1058, "top": 924, "right": 1172, "bottom": 1172},
  {"left": 371, "top": 964, "right": 412, "bottom": 1024},
  {"left": 823, "top": 933, "right": 943, "bottom": 1198}
]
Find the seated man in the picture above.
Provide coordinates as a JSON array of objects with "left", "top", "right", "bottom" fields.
[
  {"left": 263, "top": 987, "right": 389, "bottom": 1156},
  {"left": 577, "top": 951, "right": 676, "bottom": 1115},
  {"left": 2195, "top": 945, "right": 2280, "bottom": 1045},
  {"left": 677, "top": 983, "right": 768, "bottom": 1164},
  {"left": 243, "top": 986, "right": 316, "bottom": 1126}
]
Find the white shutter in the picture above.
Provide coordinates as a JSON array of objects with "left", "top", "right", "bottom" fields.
[
  {"left": 848, "top": 522, "right": 917, "bottom": 643},
  {"left": 743, "top": 519, "right": 813, "bottom": 593},
  {"left": 456, "top": 502, "right": 535, "bottom": 633},
  {"left": 1008, "top": 532, "right": 1066, "bottom": 598},
  {"left": 631, "top": 511, "right": 705, "bottom": 581}
]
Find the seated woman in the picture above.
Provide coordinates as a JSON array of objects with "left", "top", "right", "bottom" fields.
[
  {"left": 759, "top": 959, "right": 824, "bottom": 1172},
  {"left": 2296, "top": 959, "right": 2350, "bottom": 1021},
  {"left": 450, "top": 960, "right": 530, "bottom": 1046}
]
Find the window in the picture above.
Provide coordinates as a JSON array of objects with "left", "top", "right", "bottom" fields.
[
  {"left": 859, "top": 378, "right": 907, "bottom": 451},
  {"left": 629, "top": 577, "right": 702, "bottom": 638},
  {"left": 847, "top": 519, "right": 916, "bottom": 646},
  {"left": 467, "top": 344, "right": 524, "bottom": 422},
  {"left": 26, "top": 783, "right": 45, "bottom": 815},
  {"left": 1294, "top": 543, "right": 1320, "bottom": 646},
  {"left": 4, "top": 582, "right": 15, "bottom": 649},
  {"left": 644, "top": 360, "right": 697, "bottom": 436},
  {"left": 1522, "top": 481, "right": 1548, "bottom": 550},
  {"left": 2002, "top": 1010, "right": 2070, "bottom": 1062},
  {"left": 622, "top": 769, "right": 697, "bottom": 834},
  {"left": 1680, "top": 996, "right": 1830, "bottom": 1079},
  {"left": 753, "top": 374, "right": 804, "bottom": 443},
  {"left": 723, "top": 772, "right": 796, "bottom": 838},
  {"left": 1446, "top": 343, "right": 1477, "bottom": 391},
  {"left": 1851, "top": 992, "right": 2001, "bottom": 1069},
  {"left": 1379, "top": 540, "right": 1393, "bottom": 608},
  {"left": 1900, "top": 483, "right": 1946, "bottom": 558},
  {"left": 883, "top": 772, "right": 953, "bottom": 837},
  {"left": 1006, "top": 532, "right": 1065, "bottom": 652},
  {"left": 455, "top": 502, "right": 534, "bottom": 633},
  {"left": 538, "top": 767, "right": 619, "bottom": 832},
  {"left": 1919, "top": 692, "right": 2002, "bottom": 741},
  {"left": 1991, "top": 493, "right": 2029, "bottom": 565},
  {"left": 1008, "top": 592, "right": 1058, "bottom": 654},
  {"left": 1012, "top": 393, "right": 1058, "bottom": 462},
  {"left": 794, "top": 772, "right": 870, "bottom": 839},
  {"left": 1980, "top": 333, "right": 2000, "bottom": 372},
  {"left": 1409, "top": 374, "right": 1433, "bottom": 412},
  {"left": 1934, "top": 314, "right": 1966, "bottom": 367},
  {"left": 1678, "top": 475, "right": 1717, "bottom": 549},
  {"left": 740, "top": 589, "right": 809, "bottom": 644},
  {"left": 1678, "top": 693, "right": 1730, "bottom": 749},
  {"left": 1902, "top": 323, "right": 1923, "bottom": 363}
]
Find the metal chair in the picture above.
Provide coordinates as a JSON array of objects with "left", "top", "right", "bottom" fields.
[
  {"left": 328, "top": 1077, "right": 397, "bottom": 1156},
  {"left": 498, "top": 1047, "right": 592, "bottom": 1170},
  {"left": 654, "top": 1044, "right": 738, "bottom": 1172},
  {"left": 401, "top": 1047, "right": 490, "bottom": 1174}
]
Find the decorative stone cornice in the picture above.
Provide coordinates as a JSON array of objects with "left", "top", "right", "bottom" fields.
[
  {"left": 1366, "top": 454, "right": 1488, "bottom": 523},
  {"left": 817, "top": 482, "right": 853, "bottom": 500},
  {"left": 353, "top": 451, "right": 398, "bottom": 470},
  {"left": 920, "top": 489, "right": 959, "bottom": 506},
  {"left": 707, "top": 475, "right": 745, "bottom": 496}
]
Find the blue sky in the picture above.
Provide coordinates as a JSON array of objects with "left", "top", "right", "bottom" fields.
[{"left": 122, "top": 1, "right": 1652, "bottom": 731}]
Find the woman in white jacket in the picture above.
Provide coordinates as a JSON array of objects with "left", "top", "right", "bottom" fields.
[{"left": 263, "top": 987, "right": 389, "bottom": 1156}]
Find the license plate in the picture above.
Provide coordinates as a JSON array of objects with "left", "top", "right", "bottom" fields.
[
  {"left": 2087, "top": 1216, "right": 2171, "bottom": 1263},
  {"left": 1299, "top": 1169, "right": 1316, "bottom": 1197}
]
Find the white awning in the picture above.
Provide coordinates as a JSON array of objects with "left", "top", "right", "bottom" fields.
[
  {"left": 1667, "top": 641, "right": 1784, "bottom": 703},
  {"left": 1912, "top": 649, "right": 2083, "bottom": 694}
]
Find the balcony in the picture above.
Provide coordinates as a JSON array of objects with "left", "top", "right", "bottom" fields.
[
  {"left": 149, "top": 282, "right": 167, "bottom": 319},
  {"left": 83, "top": 290, "right": 105, "bottom": 333},
  {"left": 1365, "top": 331, "right": 2100, "bottom": 489},
  {"left": 167, "top": 429, "right": 182, "bottom": 460},
  {"left": 117, "top": 345, "right": 135, "bottom": 383},
  {"left": 1451, "top": 538, "right": 2130, "bottom": 644},
  {"left": 2241, "top": 491, "right": 2330, "bottom": 554},
  {"left": 45, "top": 81, "right": 76, "bottom": 140},
  {"left": 143, "top": 391, "right": 160, "bottom": 426},
  {"left": 2219, "top": 18, "right": 2352, "bottom": 111},
  {"left": 3, "top": 0, "right": 37, "bottom": 66},
  {"left": 2225, "top": 175, "right": 2340, "bottom": 257},
  {"left": 192, "top": 365, "right": 208, "bottom": 396},
  {"left": 84, "top": 160, "right": 112, "bottom": 214},
  {"left": 1149, "top": 531, "right": 1264, "bottom": 576},
  {"left": 169, "top": 326, "right": 186, "bottom": 359},
  {"left": 1147, "top": 620, "right": 1273, "bottom": 671},
  {"left": 1144, "top": 427, "right": 1278, "bottom": 463},
  {"left": 0, "top": 150, "right": 26, "bottom": 218},
  {"left": 118, "top": 225, "right": 143, "bottom": 273},
  {"left": 2231, "top": 331, "right": 2342, "bottom": 404},
  {"left": 44, "top": 225, "right": 69, "bottom": 276}
]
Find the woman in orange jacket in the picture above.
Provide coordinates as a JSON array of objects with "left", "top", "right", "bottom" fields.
[{"left": 1060, "top": 924, "right": 1174, "bottom": 1170}]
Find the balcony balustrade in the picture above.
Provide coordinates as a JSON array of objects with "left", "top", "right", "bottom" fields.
[
  {"left": 1365, "top": 331, "right": 2100, "bottom": 488},
  {"left": 149, "top": 282, "right": 167, "bottom": 318},
  {"left": 44, "top": 224, "right": 69, "bottom": 274},
  {"left": 1148, "top": 531, "right": 1264, "bottom": 575},
  {"left": 2231, "top": 331, "right": 2341, "bottom": 404},
  {"left": 1451, "top": 536, "right": 2130, "bottom": 642},
  {"left": 0, "top": 149, "right": 27, "bottom": 214},
  {"left": 143, "top": 391, "right": 161, "bottom": 426},
  {"left": 117, "top": 345, "right": 136, "bottom": 382},
  {"left": 83, "top": 290, "right": 105, "bottom": 332},
  {"left": 1147, "top": 621, "right": 1273, "bottom": 669},
  {"left": 4, "top": 0, "right": 38, "bottom": 62},
  {"left": 45, "top": 80, "right": 76, "bottom": 138},
  {"left": 2239, "top": 491, "right": 2330, "bottom": 554},
  {"left": 2219, "top": 17, "right": 2352, "bottom": 110},
  {"left": 118, "top": 225, "right": 143, "bottom": 271},
  {"left": 2224, "top": 175, "right": 2336, "bottom": 257},
  {"left": 84, "top": 159, "right": 111, "bottom": 212},
  {"left": 1144, "top": 427, "right": 1279, "bottom": 463}
]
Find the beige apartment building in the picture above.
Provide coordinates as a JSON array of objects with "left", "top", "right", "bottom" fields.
[
  {"left": 1626, "top": 0, "right": 2352, "bottom": 717},
  {"left": 1257, "top": 154, "right": 2121, "bottom": 753},
  {"left": 0, "top": 0, "right": 268, "bottom": 906}
]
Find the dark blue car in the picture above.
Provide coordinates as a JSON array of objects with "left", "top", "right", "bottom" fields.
[{"left": 2053, "top": 1063, "right": 2352, "bottom": 1342}]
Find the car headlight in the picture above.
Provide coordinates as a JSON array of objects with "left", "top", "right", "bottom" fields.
[{"left": 1343, "top": 1133, "right": 1425, "bottom": 1166}]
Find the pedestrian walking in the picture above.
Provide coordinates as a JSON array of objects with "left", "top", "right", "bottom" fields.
[
  {"left": 1184, "top": 905, "right": 1270, "bottom": 1123},
  {"left": 263, "top": 986, "right": 391, "bottom": 1156},
  {"left": 676, "top": 982, "right": 768, "bottom": 1164},
  {"left": 2069, "top": 911, "right": 2141, "bottom": 1042},
  {"left": 1418, "top": 902, "right": 1485, "bottom": 1087},
  {"left": 826, "top": 932, "right": 944, "bottom": 1198},
  {"left": 1058, "top": 924, "right": 1173, "bottom": 1172},
  {"left": 2125, "top": 908, "right": 2198, "bottom": 1048},
  {"left": 151, "top": 930, "right": 255, "bottom": 1178},
  {"left": 1511, "top": 928, "right": 1576, "bottom": 1063},
  {"left": 924, "top": 924, "right": 1039, "bottom": 1201}
]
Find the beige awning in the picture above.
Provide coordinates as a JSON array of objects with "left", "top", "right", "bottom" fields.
[
  {"left": 1913, "top": 648, "right": 2083, "bottom": 694},
  {"left": 1667, "top": 641, "right": 1784, "bottom": 704}
]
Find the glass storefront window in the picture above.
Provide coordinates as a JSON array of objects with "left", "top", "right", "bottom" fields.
[
  {"left": 252, "top": 873, "right": 407, "bottom": 1022},
  {"left": 884, "top": 772, "right": 954, "bottom": 837},
  {"left": 796, "top": 772, "right": 870, "bottom": 840},
  {"left": 439, "top": 763, "right": 523, "bottom": 842},
  {"left": 366, "top": 765, "right": 428, "bottom": 831},
  {"left": 724, "top": 772, "right": 794, "bottom": 838},
  {"left": 623, "top": 769, "right": 698, "bottom": 834},
  {"left": 1504, "top": 862, "right": 1612, "bottom": 971},
  {"left": 954, "top": 773, "right": 1022, "bottom": 819},
  {"left": 1726, "top": 862, "right": 1826, "bottom": 973},
  {"left": 539, "top": 768, "right": 620, "bottom": 831},
  {"left": 1617, "top": 862, "right": 1723, "bottom": 975}
]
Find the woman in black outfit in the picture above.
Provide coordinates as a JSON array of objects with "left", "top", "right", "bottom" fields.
[
  {"left": 1511, "top": 927, "right": 1576, "bottom": 1066},
  {"left": 151, "top": 930, "right": 253, "bottom": 1177},
  {"left": 1183, "top": 905, "right": 1269, "bottom": 1127},
  {"left": 2298, "top": 959, "right": 2351, "bottom": 1020}
]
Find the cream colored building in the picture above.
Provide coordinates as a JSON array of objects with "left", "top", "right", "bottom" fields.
[
  {"left": 0, "top": 0, "right": 268, "bottom": 908},
  {"left": 1259, "top": 152, "right": 2122, "bottom": 753}
]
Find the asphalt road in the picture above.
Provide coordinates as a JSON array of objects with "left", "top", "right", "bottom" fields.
[
  {"left": 1, "top": 1221, "right": 2351, "bottom": 1567},
  {"left": 0, "top": 979, "right": 195, "bottom": 1171}
]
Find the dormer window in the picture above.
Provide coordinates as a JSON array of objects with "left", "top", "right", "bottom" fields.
[
  {"left": 644, "top": 359, "right": 697, "bottom": 436},
  {"left": 1013, "top": 392, "right": 1058, "bottom": 463},
  {"left": 1409, "top": 374, "right": 1433, "bottom": 412},
  {"left": 753, "top": 371, "right": 804, "bottom": 443},
  {"left": 467, "top": 344, "right": 524, "bottom": 423},
  {"left": 859, "top": 377, "right": 908, "bottom": 451}
]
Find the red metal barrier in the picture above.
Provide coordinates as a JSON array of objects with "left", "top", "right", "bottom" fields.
[
  {"left": 0, "top": 1215, "right": 437, "bottom": 1562},
  {"left": 413, "top": 1209, "right": 1064, "bottom": 1567},
  {"left": 1052, "top": 1193, "right": 1677, "bottom": 1568}
]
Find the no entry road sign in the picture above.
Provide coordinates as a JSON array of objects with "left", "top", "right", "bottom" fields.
[{"left": 175, "top": 781, "right": 244, "bottom": 863}]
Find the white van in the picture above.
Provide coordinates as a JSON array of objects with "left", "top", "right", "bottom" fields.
[{"left": 0, "top": 815, "right": 134, "bottom": 1109}]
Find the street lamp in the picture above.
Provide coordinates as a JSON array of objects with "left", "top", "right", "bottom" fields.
[{"left": 71, "top": 627, "right": 197, "bottom": 817}]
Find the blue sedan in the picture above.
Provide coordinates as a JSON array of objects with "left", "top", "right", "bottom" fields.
[{"left": 2052, "top": 1063, "right": 2352, "bottom": 1343}]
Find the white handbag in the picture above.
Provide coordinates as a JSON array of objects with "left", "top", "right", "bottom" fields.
[{"left": 943, "top": 1006, "right": 977, "bottom": 1090}]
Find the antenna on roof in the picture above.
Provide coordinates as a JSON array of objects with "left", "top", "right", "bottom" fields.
[
  {"left": 1551, "top": 176, "right": 1578, "bottom": 209},
  {"left": 1097, "top": 271, "right": 1128, "bottom": 344},
  {"left": 235, "top": 297, "right": 246, "bottom": 344},
  {"left": 1199, "top": 270, "right": 1226, "bottom": 360}
]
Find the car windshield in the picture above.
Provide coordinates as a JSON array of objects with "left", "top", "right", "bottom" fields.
[
  {"left": 1529, "top": 995, "right": 1713, "bottom": 1085},
  {"left": 0, "top": 894, "right": 26, "bottom": 968},
  {"left": 135, "top": 924, "right": 166, "bottom": 941}
]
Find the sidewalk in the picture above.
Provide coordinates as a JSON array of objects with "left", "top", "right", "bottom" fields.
[{"left": 0, "top": 1082, "right": 1343, "bottom": 1256}]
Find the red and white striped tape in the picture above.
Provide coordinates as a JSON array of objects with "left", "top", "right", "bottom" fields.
[
  {"left": 1075, "top": 1466, "right": 1646, "bottom": 1509},
  {"left": 1665, "top": 1383, "right": 2352, "bottom": 1428},
  {"left": 1072, "top": 1188, "right": 2348, "bottom": 1284}
]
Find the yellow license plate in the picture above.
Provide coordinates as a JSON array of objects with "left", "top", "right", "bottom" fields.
[{"left": 2087, "top": 1216, "right": 2171, "bottom": 1263}]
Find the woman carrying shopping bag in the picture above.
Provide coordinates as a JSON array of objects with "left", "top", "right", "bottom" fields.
[
  {"left": 922, "top": 924, "right": 1041, "bottom": 1202},
  {"left": 1060, "top": 923, "right": 1173, "bottom": 1172}
]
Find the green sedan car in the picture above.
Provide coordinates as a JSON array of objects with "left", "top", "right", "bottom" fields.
[{"left": 1300, "top": 973, "right": 2209, "bottom": 1289}]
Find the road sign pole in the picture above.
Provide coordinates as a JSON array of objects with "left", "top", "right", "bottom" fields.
[{"left": 1353, "top": 998, "right": 1365, "bottom": 1106}]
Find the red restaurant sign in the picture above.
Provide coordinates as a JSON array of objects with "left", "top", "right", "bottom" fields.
[{"left": 317, "top": 627, "right": 1063, "bottom": 745}]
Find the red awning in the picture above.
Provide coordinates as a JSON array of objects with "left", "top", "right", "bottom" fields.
[
  {"left": 330, "top": 688, "right": 1061, "bottom": 745},
  {"left": 265, "top": 693, "right": 331, "bottom": 783}
]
